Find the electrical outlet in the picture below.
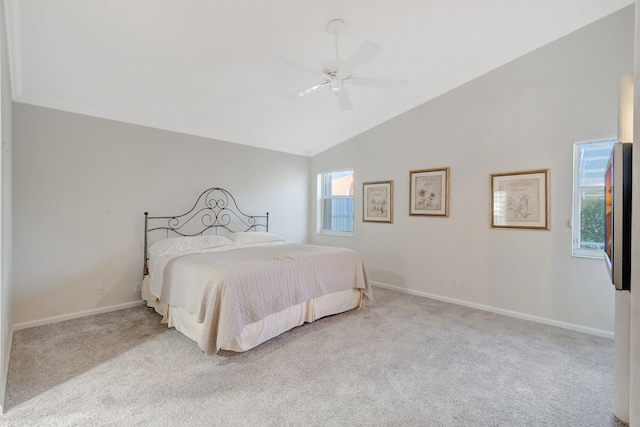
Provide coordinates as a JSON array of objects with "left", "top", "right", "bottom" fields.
[
  {"left": 135, "top": 282, "right": 142, "bottom": 293},
  {"left": 96, "top": 283, "right": 105, "bottom": 295},
  {"left": 452, "top": 278, "right": 460, "bottom": 288}
]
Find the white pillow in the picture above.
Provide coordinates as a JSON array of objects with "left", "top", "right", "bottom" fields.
[
  {"left": 149, "top": 235, "right": 234, "bottom": 257},
  {"left": 226, "top": 232, "right": 285, "bottom": 245}
]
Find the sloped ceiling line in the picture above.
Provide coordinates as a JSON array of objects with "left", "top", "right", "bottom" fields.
[{"left": 5, "top": 0, "right": 634, "bottom": 157}]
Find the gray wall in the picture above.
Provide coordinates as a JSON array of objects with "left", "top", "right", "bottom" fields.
[
  {"left": 0, "top": 0, "right": 12, "bottom": 412},
  {"left": 310, "top": 7, "right": 634, "bottom": 334},
  {"left": 12, "top": 105, "right": 309, "bottom": 325}
]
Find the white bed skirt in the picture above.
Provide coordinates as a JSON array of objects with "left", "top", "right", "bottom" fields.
[{"left": 141, "top": 276, "right": 363, "bottom": 352}]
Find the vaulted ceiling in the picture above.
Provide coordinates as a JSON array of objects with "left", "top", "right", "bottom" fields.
[{"left": 5, "top": 0, "right": 634, "bottom": 156}]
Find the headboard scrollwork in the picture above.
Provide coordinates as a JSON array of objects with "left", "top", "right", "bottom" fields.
[{"left": 144, "top": 187, "right": 269, "bottom": 275}]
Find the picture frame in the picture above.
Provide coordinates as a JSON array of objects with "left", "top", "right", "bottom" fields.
[
  {"left": 363, "top": 181, "right": 394, "bottom": 223},
  {"left": 490, "top": 169, "right": 550, "bottom": 230},
  {"left": 409, "top": 168, "right": 449, "bottom": 216}
]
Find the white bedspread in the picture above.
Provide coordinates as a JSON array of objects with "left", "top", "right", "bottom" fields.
[{"left": 153, "top": 242, "right": 371, "bottom": 354}]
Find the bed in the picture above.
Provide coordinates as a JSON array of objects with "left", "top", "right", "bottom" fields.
[{"left": 143, "top": 187, "right": 372, "bottom": 354}]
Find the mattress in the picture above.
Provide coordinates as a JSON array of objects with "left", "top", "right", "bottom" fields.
[{"left": 142, "top": 275, "right": 363, "bottom": 352}]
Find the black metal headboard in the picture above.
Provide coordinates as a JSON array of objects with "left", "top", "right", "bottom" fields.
[{"left": 144, "top": 187, "right": 268, "bottom": 275}]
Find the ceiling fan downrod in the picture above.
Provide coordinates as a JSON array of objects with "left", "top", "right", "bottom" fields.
[{"left": 327, "top": 19, "right": 344, "bottom": 61}]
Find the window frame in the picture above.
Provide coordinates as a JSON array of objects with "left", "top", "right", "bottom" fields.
[
  {"left": 317, "top": 169, "right": 355, "bottom": 237},
  {"left": 571, "top": 138, "right": 615, "bottom": 259}
]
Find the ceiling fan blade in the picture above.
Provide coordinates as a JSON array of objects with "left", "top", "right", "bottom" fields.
[
  {"left": 337, "top": 41, "right": 382, "bottom": 77},
  {"left": 276, "top": 57, "right": 326, "bottom": 79},
  {"left": 280, "top": 82, "right": 329, "bottom": 104},
  {"left": 335, "top": 88, "right": 353, "bottom": 111},
  {"left": 299, "top": 82, "right": 329, "bottom": 97},
  {"left": 344, "top": 77, "right": 408, "bottom": 90}
]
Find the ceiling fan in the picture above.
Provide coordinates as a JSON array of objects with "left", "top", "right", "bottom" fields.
[{"left": 278, "top": 19, "right": 408, "bottom": 111}]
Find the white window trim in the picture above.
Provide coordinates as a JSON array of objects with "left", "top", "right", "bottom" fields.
[
  {"left": 571, "top": 138, "right": 615, "bottom": 259},
  {"left": 317, "top": 170, "right": 354, "bottom": 237}
]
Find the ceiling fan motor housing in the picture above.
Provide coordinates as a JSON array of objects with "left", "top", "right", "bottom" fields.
[{"left": 322, "top": 59, "right": 346, "bottom": 76}]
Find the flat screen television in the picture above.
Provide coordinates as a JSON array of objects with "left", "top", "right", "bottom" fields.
[{"left": 604, "top": 142, "right": 632, "bottom": 291}]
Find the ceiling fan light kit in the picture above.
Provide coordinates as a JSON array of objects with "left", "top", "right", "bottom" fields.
[{"left": 279, "top": 19, "right": 408, "bottom": 111}]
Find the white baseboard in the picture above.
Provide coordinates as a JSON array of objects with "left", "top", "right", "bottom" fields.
[
  {"left": 13, "top": 300, "right": 146, "bottom": 331},
  {"left": 12, "top": 285, "right": 614, "bottom": 339},
  {"left": 370, "top": 281, "right": 614, "bottom": 339}
]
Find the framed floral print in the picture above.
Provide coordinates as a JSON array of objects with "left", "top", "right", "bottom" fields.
[
  {"left": 490, "top": 169, "right": 550, "bottom": 230},
  {"left": 409, "top": 168, "right": 449, "bottom": 217},
  {"left": 363, "top": 181, "right": 393, "bottom": 223}
]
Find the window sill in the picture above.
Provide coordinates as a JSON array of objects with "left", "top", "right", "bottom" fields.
[
  {"left": 572, "top": 252, "right": 604, "bottom": 260},
  {"left": 317, "top": 231, "right": 354, "bottom": 237}
]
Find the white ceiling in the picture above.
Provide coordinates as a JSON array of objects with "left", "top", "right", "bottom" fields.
[{"left": 5, "top": 0, "right": 634, "bottom": 156}]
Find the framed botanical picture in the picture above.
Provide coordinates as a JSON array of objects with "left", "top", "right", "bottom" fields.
[
  {"left": 490, "top": 169, "right": 550, "bottom": 230},
  {"left": 409, "top": 168, "right": 449, "bottom": 216},
  {"left": 363, "top": 181, "right": 393, "bottom": 223}
]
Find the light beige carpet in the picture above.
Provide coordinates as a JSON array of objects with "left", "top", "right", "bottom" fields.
[{"left": 3, "top": 286, "right": 625, "bottom": 426}]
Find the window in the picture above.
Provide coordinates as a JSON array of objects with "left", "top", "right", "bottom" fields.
[
  {"left": 318, "top": 170, "right": 354, "bottom": 235},
  {"left": 572, "top": 139, "right": 615, "bottom": 258}
]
